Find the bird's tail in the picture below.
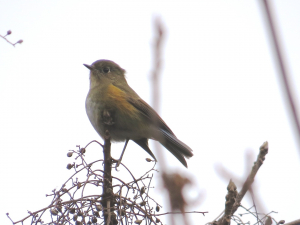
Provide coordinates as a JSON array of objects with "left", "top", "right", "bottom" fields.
[{"left": 159, "top": 129, "right": 193, "bottom": 167}]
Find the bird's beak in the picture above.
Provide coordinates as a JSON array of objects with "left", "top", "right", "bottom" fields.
[{"left": 83, "top": 64, "right": 93, "bottom": 70}]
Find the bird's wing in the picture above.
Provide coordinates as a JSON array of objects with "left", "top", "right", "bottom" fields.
[
  {"left": 128, "top": 97, "right": 175, "bottom": 135},
  {"left": 112, "top": 83, "right": 175, "bottom": 135}
]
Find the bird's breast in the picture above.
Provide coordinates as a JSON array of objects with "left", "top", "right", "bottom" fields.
[{"left": 85, "top": 84, "right": 146, "bottom": 141}]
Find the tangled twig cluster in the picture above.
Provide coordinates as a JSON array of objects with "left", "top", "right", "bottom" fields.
[{"left": 7, "top": 133, "right": 165, "bottom": 225}]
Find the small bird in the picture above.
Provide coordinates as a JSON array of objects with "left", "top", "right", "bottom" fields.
[{"left": 84, "top": 60, "right": 193, "bottom": 167}]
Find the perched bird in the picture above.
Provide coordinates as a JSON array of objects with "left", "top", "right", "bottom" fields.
[{"left": 84, "top": 60, "right": 193, "bottom": 167}]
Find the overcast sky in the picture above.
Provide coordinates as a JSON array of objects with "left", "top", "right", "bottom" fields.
[{"left": 1, "top": 0, "right": 300, "bottom": 224}]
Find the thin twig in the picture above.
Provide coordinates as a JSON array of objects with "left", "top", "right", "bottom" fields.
[
  {"left": 0, "top": 30, "right": 23, "bottom": 47},
  {"left": 261, "top": 0, "right": 300, "bottom": 155},
  {"left": 214, "top": 142, "right": 269, "bottom": 225}
]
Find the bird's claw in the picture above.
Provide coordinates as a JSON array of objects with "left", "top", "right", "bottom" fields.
[{"left": 111, "top": 158, "right": 122, "bottom": 171}]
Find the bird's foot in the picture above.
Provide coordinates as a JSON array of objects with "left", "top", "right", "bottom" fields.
[{"left": 111, "top": 157, "right": 122, "bottom": 171}]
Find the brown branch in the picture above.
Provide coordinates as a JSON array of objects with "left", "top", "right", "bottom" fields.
[
  {"left": 102, "top": 130, "right": 117, "bottom": 225},
  {"left": 284, "top": 219, "right": 300, "bottom": 225},
  {"left": 151, "top": 17, "right": 164, "bottom": 114},
  {"left": 261, "top": 0, "right": 300, "bottom": 155},
  {"left": 154, "top": 211, "right": 208, "bottom": 216},
  {"left": 232, "top": 141, "right": 268, "bottom": 213},
  {"left": 212, "top": 142, "right": 269, "bottom": 225},
  {"left": 222, "top": 180, "right": 237, "bottom": 225},
  {"left": 150, "top": 16, "right": 166, "bottom": 170}
]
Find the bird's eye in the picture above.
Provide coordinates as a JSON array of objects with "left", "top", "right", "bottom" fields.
[{"left": 103, "top": 67, "right": 110, "bottom": 73}]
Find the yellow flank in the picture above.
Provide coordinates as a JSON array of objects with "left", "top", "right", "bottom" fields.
[{"left": 107, "top": 84, "right": 138, "bottom": 116}]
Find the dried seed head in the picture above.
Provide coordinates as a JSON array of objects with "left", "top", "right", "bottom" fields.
[
  {"left": 139, "top": 201, "right": 146, "bottom": 206},
  {"left": 96, "top": 205, "right": 102, "bottom": 211},
  {"left": 140, "top": 186, "right": 146, "bottom": 195},
  {"left": 80, "top": 148, "right": 86, "bottom": 154},
  {"left": 69, "top": 208, "right": 75, "bottom": 214},
  {"left": 156, "top": 205, "right": 160, "bottom": 212},
  {"left": 50, "top": 208, "right": 58, "bottom": 216},
  {"left": 7, "top": 30, "right": 12, "bottom": 35},
  {"left": 146, "top": 158, "right": 152, "bottom": 162},
  {"left": 134, "top": 219, "right": 143, "bottom": 224},
  {"left": 93, "top": 211, "right": 100, "bottom": 217},
  {"left": 73, "top": 215, "right": 78, "bottom": 221},
  {"left": 66, "top": 163, "right": 73, "bottom": 170},
  {"left": 67, "top": 152, "right": 73, "bottom": 157},
  {"left": 91, "top": 217, "right": 97, "bottom": 223}
]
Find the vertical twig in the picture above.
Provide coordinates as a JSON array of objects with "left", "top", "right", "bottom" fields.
[
  {"left": 261, "top": 0, "right": 300, "bottom": 156},
  {"left": 102, "top": 130, "right": 117, "bottom": 225},
  {"left": 151, "top": 16, "right": 166, "bottom": 170}
]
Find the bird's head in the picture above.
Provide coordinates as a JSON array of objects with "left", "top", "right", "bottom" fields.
[{"left": 84, "top": 59, "right": 126, "bottom": 89}]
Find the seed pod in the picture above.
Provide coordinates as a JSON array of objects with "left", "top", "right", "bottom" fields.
[
  {"left": 73, "top": 214, "right": 78, "bottom": 221},
  {"left": 140, "top": 187, "right": 146, "bottom": 195},
  {"left": 50, "top": 208, "right": 58, "bottom": 216},
  {"left": 93, "top": 211, "right": 100, "bottom": 217},
  {"left": 156, "top": 205, "right": 160, "bottom": 212},
  {"left": 69, "top": 208, "right": 75, "bottom": 214},
  {"left": 66, "top": 164, "right": 73, "bottom": 170},
  {"left": 96, "top": 205, "right": 102, "bottom": 211},
  {"left": 67, "top": 152, "right": 73, "bottom": 157},
  {"left": 91, "top": 217, "right": 97, "bottom": 223},
  {"left": 139, "top": 201, "right": 146, "bottom": 206},
  {"left": 134, "top": 219, "right": 143, "bottom": 224}
]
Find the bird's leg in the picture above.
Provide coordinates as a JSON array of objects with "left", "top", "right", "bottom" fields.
[{"left": 115, "top": 138, "right": 129, "bottom": 168}]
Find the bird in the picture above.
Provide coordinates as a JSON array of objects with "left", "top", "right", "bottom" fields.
[{"left": 84, "top": 59, "right": 193, "bottom": 167}]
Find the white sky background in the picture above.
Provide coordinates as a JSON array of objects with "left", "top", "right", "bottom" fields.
[{"left": 0, "top": 0, "right": 300, "bottom": 224}]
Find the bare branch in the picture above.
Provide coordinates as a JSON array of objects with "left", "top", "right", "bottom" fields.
[
  {"left": 260, "top": 0, "right": 300, "bottom": 155},
  {"left": 222, "top": 180, "right": 237, "bottom": 225},
  {"left": 211, "top": 142, "right": 269, "bottom": 225},
  {"left": 0, "top": 30, "right": 23, "bottom": 47},
  {"left": 232, "top": 141, "right": 268, "bottom": 213},
  {"left": 284, "top": 219, "right": 300, "bottom": 225}
]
